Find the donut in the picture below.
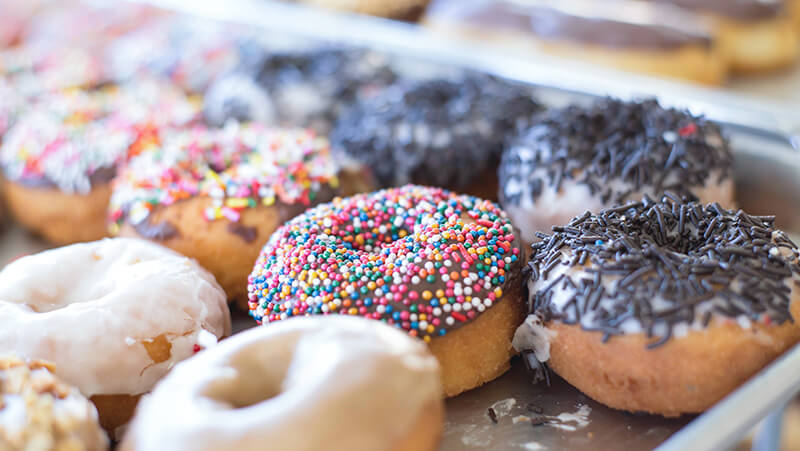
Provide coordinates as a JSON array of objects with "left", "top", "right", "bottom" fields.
[
  {"left": 423, "top": 0, "right": 727, "bottom": 85},
  {"left": 650, "top": 0, "right": 798, "bottom": 74},
  {"left": 0, "top": 238, "right": 231, "bottom": 434},
  {"left": 204, "top": 47, "right": 397, "bottom": 134},
  {"left": 0, "top": 80, "right": 199, "bottom": 244},
  {"left": 330, "top": 74, "right": 542, "bottom": 199},
  {"left": 110, "top": 123, "right": 351, "bottom": 306},
  {"left": 512, "top": 195, "right": 800, "bottom": 416},
  {"left": 247, "top": 185, "right": 526, "bottom": 396},
  {"left": 0, "top": 356, "right": 108, "bottom": 451},
  {"left": 498, "top": 98, "right": 735, "bottom": 244},
  {"left": 120, "top": 316, "right": 443, "bottom": 451},
  {"left": 107, "top": 17, "right": 244, "bottom": 93}
]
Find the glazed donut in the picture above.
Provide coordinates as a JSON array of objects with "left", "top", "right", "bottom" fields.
[
  {"left": 0, "top": 357, "right": 108, "bottom": 451},
  {"left": 120, "top": 316, "right": 443, "bottom": 451},
  {"left": 498, "top": 98, "right": 735, "bottom": 243},
  {"left": 107, "top": 16, "right": 242, "bottom": 93},
  {"left": 204, "top": 47, "right": 397, "bottom": 134},
  {"left": 0, "top": 80, "right": 199, "bottom": 244},
  {"left": 513, "top": 195, "right": 800, "bottom": 416},
  {"left": 110, "top": 123, "right": 351, "bottom": 306},
  {"left": 651, "top": 0, "right": 798, "bottom": 73},
  {"left": 248, "top": 185, "right": 526, "bottom": 396},
  {"left": 0, "top": 238, "right": 231, "bottom": 433},
  {"left": 330, "top": 74, "right": 542, "bottom": 199},
  {"left": 424, "top": 0, "right": 727, "bottom": 85}
]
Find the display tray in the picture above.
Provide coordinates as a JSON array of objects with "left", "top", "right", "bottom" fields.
[{"left": 5, "top": 0, "right": 800, "bottom": 449}]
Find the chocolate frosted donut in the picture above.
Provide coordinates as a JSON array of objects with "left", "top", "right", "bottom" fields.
[
  {"left": 513, "top": 195, "right": 800, "bottom": 416},
  {"left": 424, "top": 0, "right": 726, "bottom": 85},
  {"left": 204, "top": 47, "right": 397, "bottom": 133},
  {"left": 248, "top": 185, "right": 527, "bottom": 396},
  {"left": 330, "top": 73, "right": 542, "bottom": 198},
  {"left": 498, "top": 98, "right": 734, "bottom": 243}
]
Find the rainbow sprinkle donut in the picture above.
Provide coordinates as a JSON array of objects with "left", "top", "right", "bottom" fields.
[
  {"left": 248, "top": 185, "right": 527, "bottom": 396},
  {"left": 111, "top": 122, "right": 345, "bottom": 305}
]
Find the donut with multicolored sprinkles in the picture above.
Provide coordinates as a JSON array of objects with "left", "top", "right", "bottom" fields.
[
  {"left": 499, "top": 98, "right": 735, "bottom": 243},
  {"left": 0, "top": 80, "right": 198, "bottom": 245},
  {"left": 111, "top": 122, "right": 355, "bottom": 306},
  {"left": 248, "top": 185, "right": 527, "bottom": 396},
  {"left": 513, "top": 194, "right": 800, "bottom": 416}
]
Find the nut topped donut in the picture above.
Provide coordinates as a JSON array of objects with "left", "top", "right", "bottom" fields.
[
  {"left": 330, "top": 73, "right": 542, "bottom": 198},
  {"left": 499, "top": 98, "right": 734, "bottom": 243},
  {"left": 248, "top": 185, "right": 527, "bottom": 396},
  {"left": 513, "top": 195, "right": 800, "bottom": 416},
  {"left": 110, "top": 123, "right": 350, "bottom": 305},
  {"left": 0, "top": 357, "right": 108, "bottom": 451},
  {"left": 0, "top": 80, "right": 199, "bottom": 244},
  {"left": 0, "top": 238, "right": 231, "bottom": 434}
]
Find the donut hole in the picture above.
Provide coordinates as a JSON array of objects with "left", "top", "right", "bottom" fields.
[{"left": 200, "top": 350, "right": 289, "bottom": 409}]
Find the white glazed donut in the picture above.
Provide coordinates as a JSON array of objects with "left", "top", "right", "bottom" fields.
[
  {"left": 121, "top": 316, "right": 444, "bottom": 451},
  {"left": 498, "top": 98, "right": 735, "bottom": 243},
  {"left": 0, "top": 238, "right": 231, "bottom": 433}
]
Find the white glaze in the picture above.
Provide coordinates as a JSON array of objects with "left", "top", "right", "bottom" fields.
[
  {"left": 0, "top": 238, "right": 231, "bottom": 397},
  {"left": 514, "top": 234, "right": 800, "bottom": 360},
  {"left": 501, "top": 124, "right": 736, "bottom": 243},
  {"left": 122, "top": 316, "right": 442, "bottom": 451}
]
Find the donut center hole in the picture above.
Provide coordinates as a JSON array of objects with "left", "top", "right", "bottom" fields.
[{"left": 202, "top": 352, "right": 288, "bottom": 409}]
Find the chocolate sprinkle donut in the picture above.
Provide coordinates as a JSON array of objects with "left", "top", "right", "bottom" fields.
[
  {"left": 499, "top": 98, "right": 733, "bottom": 207},
  {"left": 331, "top": 73, "right": 542, "bottom": 191},
  {"left": 204, "top": 46, "right": 397, "bottom": 133},
  {"left": 528, "top": 194, "right": 800, "bottom": 347}
]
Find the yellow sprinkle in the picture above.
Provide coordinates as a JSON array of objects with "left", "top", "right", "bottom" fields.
[
  {"left": 423, "top": 336, "right": 431, "bottom": 343},
  {"left": 422, "top": 291, "right": 433, "bottom": 301},
  {"left": 426, "top": 325, "right": 435, "bottom": 333},
  {"left": 494, "top": 288, "right": 503, "bottom": 298},
  {"left": 226, "top": 198, "right": 249, "bottom": 208},
  {"left": 262, "top": 196, "right": 276, "bottom": 206},
  {"left": 348, "top": 308, "right": 358, "bottom": 315},
  {"left": 206, "top": 170, "right": 223, "bottom": 186}
]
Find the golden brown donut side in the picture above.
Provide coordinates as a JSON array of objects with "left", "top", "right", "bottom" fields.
[
  {"left": 118, "top": 197, "right": 309, "bottom": 308},
  {"left": 429, "top": 276, "right": 526, "bottom": 397},
  {"left": 546, "top": 298, "right": 800, "bottom": 416},
  {"left": 3, "top": 180, "right": 110, "bottom": 245}
]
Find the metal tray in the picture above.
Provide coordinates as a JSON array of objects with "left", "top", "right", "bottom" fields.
[{"left": 7, "top": 1, "right": 800, "bottom": 449}]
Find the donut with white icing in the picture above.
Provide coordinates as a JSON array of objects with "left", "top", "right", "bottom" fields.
[
  {"left": 110, "top": 123, "right": 359, "bottom": 307},
  {"left": 0, "top": 80, "right": 199, "bottom": 245},
  {"left": 120, "top": 316, "right": 443, "bottom": 451},
  {"left": 248, "top": 185, "right": 527, "bottom": 396},
  {"left": 0, "top": 238, "right": 231, "bottom": 433},
  {"left": 498, "top": 98, "right": 735, "bottom": 243},
  {"left": 513, "top": 195, "right": 800, "bottom": 416},
  {"left": 0, "top": 356, "right": 108, "bottom": 451}
]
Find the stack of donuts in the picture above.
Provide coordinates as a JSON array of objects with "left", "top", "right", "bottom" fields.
[
  {"left": 1, "top": 1, "right": 799, "bottom": 450},
  {"left": 423, "top": 0, "right": 800, "bottom": 85}
]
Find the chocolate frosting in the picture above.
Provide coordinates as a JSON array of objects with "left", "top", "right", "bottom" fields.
[
  {"left": 132, "top": 218, "right": 180, "bottom": 241},
  {"left": 227, "top": 222, "right": 258, "bottom": 243},
  {"left": 649, "top": 0, "right": 783, "bottom": 21},
  {"left": 427, "top": 0, "right": 713, "bottom": 50},
  {"left": 12, "top": 165, "right": 117, "bottom": 190}
]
